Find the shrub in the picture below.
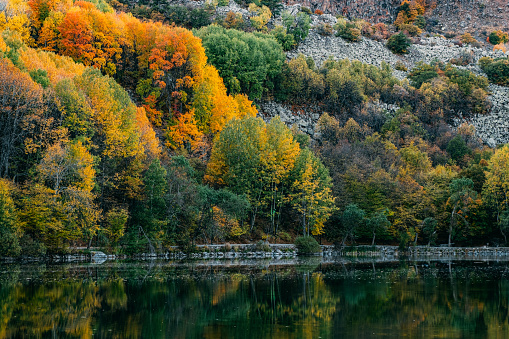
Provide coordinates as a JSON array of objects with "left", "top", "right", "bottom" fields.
[
  {"left": 249, "top": 3, "right": 272, "bottom": 31},
  {"left": 19, "top": 235, "right": 47, "bottom": 257},
  {"left": 395, "top": 61, "right": 408, "bottom": 71},
  {"left": 450, "top": 50, "right": 474, "bottom": 66},
  {"left": 294, "top": 236, "right": 321, "bottom": 254},
  {"left": 316, "top": 22, "right": 333, "bottom": 36},
  {"left": 277, "top": 231, "right": 292, "bottom": 242},
  {"left": 253, "top": 240, "right": 271, "bottom": 252},
  {"left": 260, "top": 0, "right": 284, "bottom": 16},
  {"left": 271, "top": 25, "right": 296, "bottom": 51},
  {"left": 372, "top": 23, "right": 390, "bottom": 41},
  {"left": 314, "top": 9, "right": 323, "bottom": 15},
  {"left": 387, "top": 32, "right": 411, "bottom": 54},
  {"left": 162, "top": 5, "right": 212, "bottom": 29},
  {"left": 444, "top": 31, "right": 456, "bottom": 39},
  {"left": 283, "top": 11, "right": 311, "bottom": 44},
  {"left": 460, "top": 33, "right": 479, "bottom": 46},
  {"left": 221, "top": 11, "right": 244, "bottom": 30},
  {"left": 414, "top": 15, "right": 426, "bottom": 29},
  {"left": 300, "top": 6, "right": 312, "bottom": 15},
  {"left": 336, "top": 22, "right": 361, "bottom": 42},
  {"left": 479, "top": 57, "right": 509, "bottom": 86},
  {"left": 488, "top": 30, "right": 509, "bottom": 45},
  {"left": 399, "top": 23, "right": 421, "bottom": 37}
]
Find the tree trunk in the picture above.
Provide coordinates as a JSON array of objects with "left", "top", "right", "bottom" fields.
[
  {"left": 449, "top": 205, "right": 457, "bottom": 247},
  {"left": 250, "top": 209, "right": 257, "bottom": 232},
  {"left": 371, "top": 231, "right": 376, "bottom": 246}
]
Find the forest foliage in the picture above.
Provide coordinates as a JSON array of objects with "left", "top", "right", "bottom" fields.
[{"left": 0, "top": 0, "right": 508, "bottom": 257}]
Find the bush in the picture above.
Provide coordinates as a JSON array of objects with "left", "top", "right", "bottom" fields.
[
  {"left": 414, "top": 15, "right": 426, "bottom": 29},
  {"left": 294, "top": 236, "right": 321, "bottom": 254},
  {"left": 300, "top": 6, "right": 312, "bottom": 15},
  {"left": 479, "top": 57, "right": 509, "bottom": 86},
  {"left": 221, "top": 11, "right": 245, "bottom": 30},
  {"left": 283, "top": 11, "right": 311, "bottom": 44},
  {"left": 162, "top": 5, "right": 212, "bottom": 29},
  {"left": 450, "top": 50, "right": 474, "bottom": 66},
  {"left": 253, "top": 240, "right": 271, "bottom": 252},
  {"left": 260, "top": 0, "right": 283, "bottom": 16},
  {"left": 372, "top": 23, "right": 390, "bottom": 41},
  {"left": 444, "top": 31, "right": 456, "bottom": 39},
  {"left": 488, "top": 30, "right": 509, "bottom": 45},
  {"left": 316, "top": 23, "right": 333, "bottom": 36},
  {"left": 336, "top": 22, "right": 361, "bottom": 42},
  {"left": 399, "top": 23, "right": 421, "bottom": 37},
  {"left": 314, "top": 9, "right": 323, "bottom": 15},
  {"left": 387, "top": 32, "right": 411, "bottom": 54},
  {"left": 271, "top": 25, "right": 296, "bottom": 51},
  {"left": 277, "top": 231, "right": 292, "bottom": 242},
  {"left": 395, "top": 61, "right": 407, "bottom": 71},
  {"left": 460, "top": 33, "right": 480, "bottom": 46},
  {"left": 19, "top": 235, "right": 47, "bottom": 257}
]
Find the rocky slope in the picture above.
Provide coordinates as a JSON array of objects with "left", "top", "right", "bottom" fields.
[
  {"left": 283, "top": 0, "right": 509, "bottom": 33},
  {"left": 274, "top": 25, "right": 509, "bottom": 146}
]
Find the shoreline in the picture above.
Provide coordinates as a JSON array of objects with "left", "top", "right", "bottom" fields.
[{"left": 3, "top": 244, "right": 509, "bottom": 264}]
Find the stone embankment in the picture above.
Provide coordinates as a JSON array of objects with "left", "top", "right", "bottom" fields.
[
  {"left": 329, "top": 245, "right": 509, "bottom": 259},
  {"left": 409, "top": 246, "right": 509, "bottom": 259}
]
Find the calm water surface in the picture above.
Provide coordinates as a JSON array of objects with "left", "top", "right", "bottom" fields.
[{"left": 1, "top": 258, "right": 508, "bottom": 338}]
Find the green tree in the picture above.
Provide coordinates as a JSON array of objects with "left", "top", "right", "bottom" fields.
[
  {"left": 282, "top": 11, "right": 311, "bottom": 44},
  {"left": 447, "top": 135, "right": 471, "bottom": 164},
  {"left": 387, "top": 32, "right": 411, "bottom": 54},
  {"left": 421, "top": 217, "right": 438, "bottom": 246},
  {"left": 447, "top": 178, "right": 477, "bottom": 246},
  {"left": 340, "top": 204, "right": 365, "bottom": 245},
  {"left": 105, "top": 207, "right": 129, "bottom": 247},
  {"left": 366, "top": 212, "right": 390, "bottom": 246},
  {"left": 196, "top": 25, "right": 285, "bottom": 99},
  {"left": 407, "top": 62, "right": 438, "bottom": 88},
  {"left": 479, "top": 57, "right": 509, "bottom": 86}
]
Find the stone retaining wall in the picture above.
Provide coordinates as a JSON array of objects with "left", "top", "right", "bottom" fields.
[{"left": 328, "top": 245, "right": 509, "bottom": 259}]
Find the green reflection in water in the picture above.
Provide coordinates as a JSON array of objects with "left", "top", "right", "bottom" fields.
[{"left": 1, "top": 260, "right": 509, "bottom": 338}]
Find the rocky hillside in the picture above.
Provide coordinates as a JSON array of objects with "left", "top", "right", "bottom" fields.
[
  {"left": 264, "top": 21, "right": 508, "bottom": 146},
  {"left": 284, "top": 0, "right": 509, "bottom": 33}
]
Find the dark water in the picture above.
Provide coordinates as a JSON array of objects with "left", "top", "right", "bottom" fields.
[{"left": 1, "top": 258, "right": 509, "bottom": 338}]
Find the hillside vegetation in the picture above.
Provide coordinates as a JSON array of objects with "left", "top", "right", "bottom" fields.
[{"left": 1, "top": 0, "right": 509, "bottom": 257}]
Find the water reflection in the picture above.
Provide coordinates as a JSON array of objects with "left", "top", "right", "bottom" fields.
[{"left": 1, "top": 259, "right": 509, "bottom": 338}]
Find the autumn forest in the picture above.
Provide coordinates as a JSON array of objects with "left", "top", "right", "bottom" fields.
[{"left": 1, "top": 0, "right": 509, "bottom": 257}]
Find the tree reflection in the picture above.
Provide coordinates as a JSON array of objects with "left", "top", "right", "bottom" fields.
[{"left": 0, "top": 261, "right": 509, "bottom": 338}]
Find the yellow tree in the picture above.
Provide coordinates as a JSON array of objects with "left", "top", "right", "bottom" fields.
[
  {"left": 264, "top": 116, "right": 300, "bottom": 234},
  {"left": 0, "top": 0, "right": 32, "bottom": 45},
  {"left": 291, "top": 148, "right": 335, "bottom": 236},
  {"left": 37, "top": 11, "right": 64, "bottom": 51},
  {"left": 192, "top": 65, "right": 257, "bottom": 134},
  {"left": 484, "top": 145, "right": 509, "bottom": 243},
  {"left": 37, "top": 141, "right": 100, "bottom": 247},
  {"left": 0, "top": 179, "right": 21, "bottom": 257}
]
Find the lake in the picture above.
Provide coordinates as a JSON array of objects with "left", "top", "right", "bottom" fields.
[{"left": 0, "top": 258, "right": 508, "bottom": 338}]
